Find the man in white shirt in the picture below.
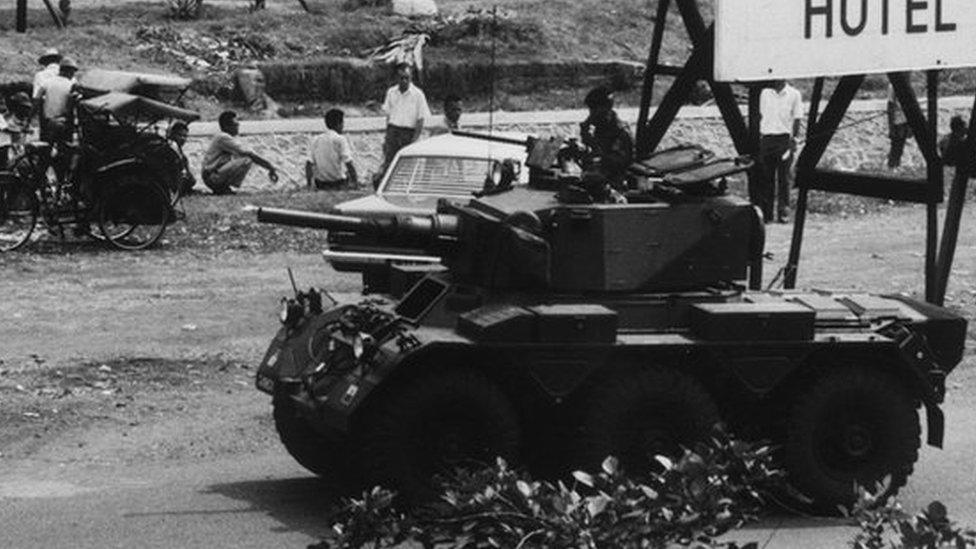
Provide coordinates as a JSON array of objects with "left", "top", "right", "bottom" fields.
[
  {"left": 32, "top": 48, "right": 61, "bottom": 100},
  {"left": 380, "top": 63, "right": 431, "bottom": 175},
  {"left": 758, "top": 79, "right": 803, "bottom": 223},
  {"left": 33, "top": 56, "right": 78, "bottom": 144},
  {"left": 306, "top": 108, "right": 358, "bottom": 189}
]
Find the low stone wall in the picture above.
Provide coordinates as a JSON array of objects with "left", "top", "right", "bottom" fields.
[
  {"left": 182, "top": 102, "right": 972, "bottom": 193},
  {"left": 257, "top": 58, "right": 642, "bottom": 102}
]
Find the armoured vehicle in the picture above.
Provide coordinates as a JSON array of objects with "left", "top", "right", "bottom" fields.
[
  {"left": 252, "top": 135, "right": 966, "bottom": 512},
  {"left": 327, "top": 132, "right": 529, "bottom": 294}
]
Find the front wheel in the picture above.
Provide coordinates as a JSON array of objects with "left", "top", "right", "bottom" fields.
[
  {"left": 273, "top": 390, "right": 361, "bottom": 493},
  {"left": 0, "top": 175, "right": 38, "bottom": 252},
  {"left": 782, "top": 367, "right": 920, "bottom": 514},
  {"left": 97, "top": 175, "right": 170, "bottom": 251},
  {"left": 360, "top": 368, "right": 521, "bottom": 502}
]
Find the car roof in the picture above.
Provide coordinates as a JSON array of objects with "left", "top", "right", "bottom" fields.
[{"left": 396, "top": 132, "right": 528, "bottom": 160}]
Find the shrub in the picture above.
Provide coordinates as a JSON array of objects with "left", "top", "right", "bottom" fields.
[
  {"left": 316, "top": 428, "right": 779, "bottom": 549},
  {"left": 168, "top": 0, "right": 203, "bottom": 20},
  {"left": 849, "top": 480, "right": 976, "bottom": 549}
]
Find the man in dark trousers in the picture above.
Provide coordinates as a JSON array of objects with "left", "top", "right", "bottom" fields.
[
  {"left": 757, "top": 79, "right": 803, "bottom": 223},
  {"left": 201, "top": 110, "right": 278, "bottom": 195},
  {"left": 380, "top": 63, "right": 431, "bottom": 171},
  {"left": 940, "top": 116, "right": 973, "bottom": 181}
]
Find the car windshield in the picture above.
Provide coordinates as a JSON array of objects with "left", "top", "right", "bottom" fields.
[{"left": 383, "top": 156, "right": 496, "bottom": 196}]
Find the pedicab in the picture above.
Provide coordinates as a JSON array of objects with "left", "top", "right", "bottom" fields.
[{"left": 0, "top": 73, "right": 200, "bottom": 252}]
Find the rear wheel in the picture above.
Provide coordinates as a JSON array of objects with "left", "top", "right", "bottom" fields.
[
  {"left": 783, "top": 367, "right": 920, "bottom": 514},
  {"left": 360, "top": 368, "right": 521, "bottom": 502},
  {"left": 0, "top": 175, "right": 38, "bottom": 252},
  {"left": 97, "top": 175, "right": 170, "bottom": 250},
  {"left": 575, "top": 367, "right": 720, "bottom": 475},
  {"left": 273, "top": 390, "right": 361, "bottom": 493}
]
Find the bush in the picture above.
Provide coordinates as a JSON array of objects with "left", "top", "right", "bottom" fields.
[
  {"left": 316, "top": 428, "right": 779, "bottom": 549},
  {"left": 168, "top": 0, "right": 203, "bottom": 20},
  {"left": 849, "top": 481, "right": 976, "bottom": 549}
]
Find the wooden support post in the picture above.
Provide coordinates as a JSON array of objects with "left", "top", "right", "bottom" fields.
[
  {"left": 934, "top": 92, "right": 976, "bottom": 305},
  {"left": 636, "top": 0, "right": 671, "bottom": 157},
  {"left": 17, "top": 0, "right": 28, "bottom": 32},
  {"left": 785, "top": 77, "right": 824, "bottom": 289},
  {"left": 925, "top": 70, "right": 941, "bottom": 303}
]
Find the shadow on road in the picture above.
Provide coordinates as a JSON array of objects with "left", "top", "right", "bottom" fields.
[{"left": 205, "top": 476, "right": 343, "bottom": 540}]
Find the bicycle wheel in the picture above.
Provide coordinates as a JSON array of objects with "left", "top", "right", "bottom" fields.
[
  {"left": 0, "top": 173, "right": 39, "bottom": 252},
  {"left": 97, "top": 175, "right": 170, "bottom": 251}
]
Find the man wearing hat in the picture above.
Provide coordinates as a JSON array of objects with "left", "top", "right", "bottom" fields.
[
  {"left": 577, "top": 85, "right": 634, "bottom": 197},
  {"left": 34, "top": 56, "right": 79, "bottom": 144},
  {"left": 32, "top": 48, "right": 61, "bottom": 99}
]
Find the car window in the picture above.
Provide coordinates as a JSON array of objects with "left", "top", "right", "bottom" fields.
[{"left": 383, "top": 156, "right": 497, "bottom": 196}]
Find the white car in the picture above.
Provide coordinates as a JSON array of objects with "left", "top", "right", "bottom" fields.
[{"left": 327, "top": 132, "right": 529, "bottom": 293}]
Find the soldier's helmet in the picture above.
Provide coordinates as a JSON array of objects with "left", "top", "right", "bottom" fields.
[{"left": 584, "top": 86, "right": 614, "bottom": 110}]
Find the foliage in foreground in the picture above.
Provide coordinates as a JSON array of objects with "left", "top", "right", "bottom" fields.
[
  {"left": 850, "top": 481, "right": 976, "bottom": 549},
  {"left": 316, "top": 429, "right": 779, "bottom": 549}
]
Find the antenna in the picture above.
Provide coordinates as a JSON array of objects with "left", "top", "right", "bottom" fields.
[
  {"left": 286, "top": 267, "right": 299, "bottom": 296},
  {"left": 488, "top": 5, "right": 497, "bottom": 136}
]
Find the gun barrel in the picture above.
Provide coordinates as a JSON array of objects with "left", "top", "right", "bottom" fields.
[
  {"left": 253, "top": 206, "right": 459, "bottom": 244},
  {"left": 452, "top": 130, "right": 529, "bottom": 147},
  {"left": 255, "top": 206, "right": 373, "bottom": 232}
]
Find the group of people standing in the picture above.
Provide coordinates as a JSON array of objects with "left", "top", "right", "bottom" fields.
[{"left": 0, "top": 48, "right": 79, "bottom": 153}]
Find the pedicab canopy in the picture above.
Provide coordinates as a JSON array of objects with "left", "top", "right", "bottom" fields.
[
  {"left": 77, "top": 69, "right": 192, "bottom": 100},
  {"left": 79, "top": 91, "right": 201, "bottom": 124}
]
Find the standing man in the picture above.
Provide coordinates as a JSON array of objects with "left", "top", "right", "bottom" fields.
[
  {"left": 887, "top": 79, "right": 912, "bottom": 170},
  {"left": 381, "top": 63, "right": 431, "bottom": 172},
  {"left": 758, "top": 79, "right": 803, "bottom": 223},
  {"left": 578, "top": 86, "right": 634, "bottom": 197},
  {"left": 306, "top": 108, "right": 358, "bottom": 189},
  {"left": 201, "top": 110, "right": 278, "bottom": 195},
  {"left": 32, "top": 48, "right": 61, "bottom": 100},
  {"left": 33, "top": 56, "right": 78, "bottom": 145},
  {"left": 31, "top": 48, "right": 61, "bottom": 97},
  {"left": 939, "top": 116, "right": 972, "bottom": 181}
]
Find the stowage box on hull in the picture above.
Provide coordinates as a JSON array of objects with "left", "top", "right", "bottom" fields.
[
  {"left": 689, "top": 302, "right": 815, "bottom": 341},
  {"left": 457, "top": 304, "right": 618, "bottom": 343}
]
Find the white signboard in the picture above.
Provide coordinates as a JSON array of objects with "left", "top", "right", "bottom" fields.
[{"left": 715, "top": 0, "right": 976, "bottom": 81}]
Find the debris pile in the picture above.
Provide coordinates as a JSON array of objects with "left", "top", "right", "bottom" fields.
[{"left": 134, "top": 25, "right": 285, "bottom": 72}]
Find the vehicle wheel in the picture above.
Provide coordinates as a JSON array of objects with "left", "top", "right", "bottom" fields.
[
  {"left": 576, "top": 367, "right": 720, "bottom": 475},
  {"left": 0, "top": 177, "right": 38, "bottom": 252},
  {"left": 273, "top": 390, "right": 361, "bottom": 493},
  {"left": 782, "top": 367, "right": 920, "bottom": 514},
  {"left": 97, "top": 175, "right": 170, "bottom": 250},
  {"left": 360, "top": 369, "right": 521, "bottom": 501}
]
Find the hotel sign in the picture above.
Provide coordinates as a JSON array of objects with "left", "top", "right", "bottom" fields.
[{"left": 715, "top": 0, "right": 976, "bottom": 81}]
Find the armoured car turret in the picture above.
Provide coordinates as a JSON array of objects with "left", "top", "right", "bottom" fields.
[{"left": 252, "top": 135, "right": 966, "bottom": 512}]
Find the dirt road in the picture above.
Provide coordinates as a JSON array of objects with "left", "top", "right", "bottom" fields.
[{"left": 2, "top": 195, "right": 976, "bottom": 547}]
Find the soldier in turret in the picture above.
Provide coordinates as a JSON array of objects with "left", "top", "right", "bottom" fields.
[{"left": 577, "top": 86, "right": 634, "bottom": 200}]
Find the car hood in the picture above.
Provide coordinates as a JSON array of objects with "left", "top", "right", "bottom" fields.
[{"left": 333, "top": 193, "right": 469, "bottom": 216}]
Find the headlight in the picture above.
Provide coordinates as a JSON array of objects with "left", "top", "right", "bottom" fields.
[
  {"left": 352, "top": 332, "right": 374, "bottom": 360},
  {"left": 279, "top": 298, "right": 304, "bottom": 326},
  {"left": 279, "top": 298, "right": 290, "bottom": 323}
]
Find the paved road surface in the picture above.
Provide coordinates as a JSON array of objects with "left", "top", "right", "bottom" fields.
[{"left": 3, "top": 205, "right": 976, "bottom": 548}]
